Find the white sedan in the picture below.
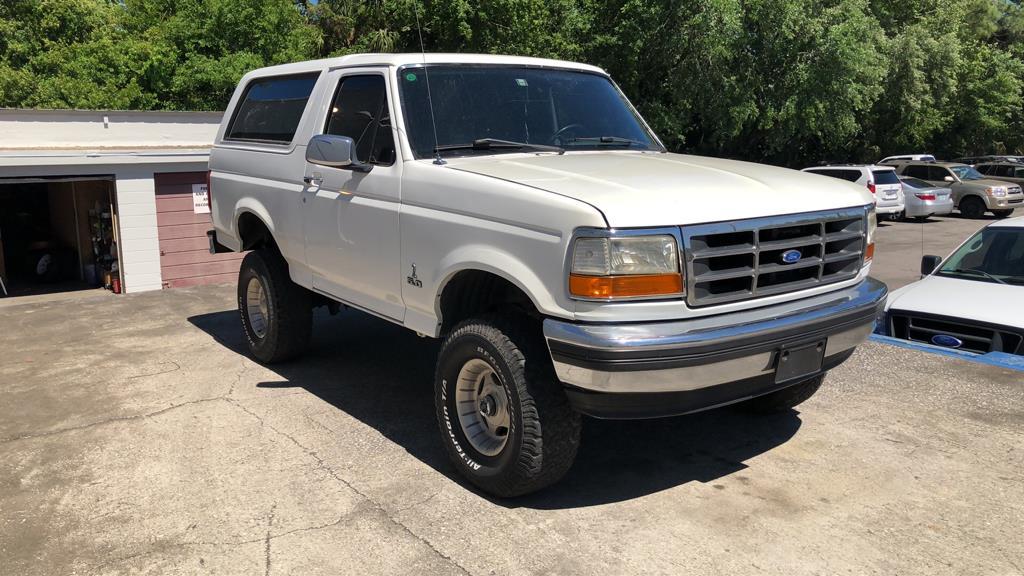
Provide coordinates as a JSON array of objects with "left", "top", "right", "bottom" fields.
[{"left": 877, "top": 216, "right": 1024, "bottom": 356}]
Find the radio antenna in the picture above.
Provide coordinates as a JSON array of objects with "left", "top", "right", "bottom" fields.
[{"left": 415, "top": 8, "right": 445, "bottom": 165}]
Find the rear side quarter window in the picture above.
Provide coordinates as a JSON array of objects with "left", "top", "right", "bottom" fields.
[{"left": 225, "top": 72, "right": 321, "bottom": 144}]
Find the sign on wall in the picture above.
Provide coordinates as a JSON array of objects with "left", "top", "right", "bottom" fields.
[{"left": 192, "top": 183, "right": 210, "bottom": 214}]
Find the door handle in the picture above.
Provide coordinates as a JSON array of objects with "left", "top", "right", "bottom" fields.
[{"left": 303, "top": 172, "right": 323, "bottom": 186}]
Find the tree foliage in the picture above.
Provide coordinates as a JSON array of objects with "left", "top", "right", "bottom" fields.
[{"left": 1, "top": 0, "right": 1022, "bottom": 165}]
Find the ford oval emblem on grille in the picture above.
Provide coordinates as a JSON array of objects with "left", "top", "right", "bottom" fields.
[
  {"left": 781, "top": 249, "right": 803, "bottom": 264},
  {"left": 931, "top": 334, "right": 963, "bottom": 348}
]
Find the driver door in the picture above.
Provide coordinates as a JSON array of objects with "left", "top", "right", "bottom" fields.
[{"left": 302, "top": 68, "right": 404, "bottom": 321}]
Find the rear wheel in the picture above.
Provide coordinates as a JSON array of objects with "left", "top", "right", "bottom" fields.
[
  {"left": 238, "top": 249, "right": 312, "bottom": 364},
  {"left": 959, "top": 196, "right": 986, "bottom": 219},
  {"left": 435, "top": 315, "right": 580, "bottom": 497},
  {"left": 993, "top": 209, "right": 1014, "bottom": 219},
  {"left": 739, "top": 374, "right": 825, "bottom": 414}
]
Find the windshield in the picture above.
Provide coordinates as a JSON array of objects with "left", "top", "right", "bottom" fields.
[
  {"left": 936, "top": 227, "right": 1024, "bottom": 285},
  {"left": 398, "top": 65, "right": 661, "bottom": 158},
  {"left": 950, "top": 165, "right": 985, "bottom": 180}
]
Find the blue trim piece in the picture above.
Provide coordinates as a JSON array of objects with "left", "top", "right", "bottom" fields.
[{"left": 869, "top": 334, "right": 1024, "bottom": 372}]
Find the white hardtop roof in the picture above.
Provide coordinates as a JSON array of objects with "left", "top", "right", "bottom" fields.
[
  {"left": 988, "top": 216, "right": 1024, "bottom": 228},
  {"left": 246, "top": 53, "right": 607, "bottom": 78},
  {"left": 804, "top": 164, "right": 895, "bottom": 171}
]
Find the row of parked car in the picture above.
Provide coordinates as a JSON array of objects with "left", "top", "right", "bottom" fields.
[
  {"left": 838, "top": 156, "right": 1024, "bottom": 357},
  {"left": 802, "top": 154, "right": 1024, "bottom": 220}
]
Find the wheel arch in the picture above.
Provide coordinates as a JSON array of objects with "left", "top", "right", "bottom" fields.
[
  {"left": 235, "top": 205, "right": 277, "bottom": 251},
  {"left": 434, "top": 257, "right": 561, "bottom": 337}
]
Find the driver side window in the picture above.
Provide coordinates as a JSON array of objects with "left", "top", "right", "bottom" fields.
[
  {"left": 928, "top": 167, "right": 951, "bottom": 181},
  {"left": 324, "top": 75, "right": 396, "bottom": 166}
]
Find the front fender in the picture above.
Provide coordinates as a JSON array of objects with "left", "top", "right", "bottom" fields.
[{"left": 423, "top": 245, "right": 568, "bottom": 333}]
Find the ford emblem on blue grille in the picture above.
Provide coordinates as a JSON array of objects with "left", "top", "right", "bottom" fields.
[
  {"left": 781, "top": 249, "right": 802, "bottom": 264},
  {"left": 931, "top": 334, "right": 963, "bottom": 348}
]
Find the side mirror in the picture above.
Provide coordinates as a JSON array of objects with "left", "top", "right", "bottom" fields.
[
  {"left": 943, "top": 175, "right": 955, "bottom": 183},
  {"left": 305, "top": 134, "right": 372, "bottom": 173},
  {"left": 921, "top": 255, "right": 942, "bottom": 275}
]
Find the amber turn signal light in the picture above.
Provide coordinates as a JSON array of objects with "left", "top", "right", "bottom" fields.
[
  {"left": 865, "top": 242, "right": 875, "bottom": 262},
  {"left": 569, "top": 273, "right": 683, "bottom": 299}
]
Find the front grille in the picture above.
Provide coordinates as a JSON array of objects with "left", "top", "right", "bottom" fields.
[
  {"left": 889, "top": 312, "right": 1024, "bottom": 355},
  {"left": 681, "top": 207, "right": 868, "bottom": 307}
]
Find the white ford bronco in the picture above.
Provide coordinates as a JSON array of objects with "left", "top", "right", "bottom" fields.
[{"left": 209, "top": 53, "right": 887, "bottom": 496}]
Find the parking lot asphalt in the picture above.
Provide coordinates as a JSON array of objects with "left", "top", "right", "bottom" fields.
[{"left": 2, "top": 275, "right": 1022, "bottom": 575}]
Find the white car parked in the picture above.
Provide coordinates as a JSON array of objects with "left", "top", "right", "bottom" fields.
[
  {"left": 802, "top": 165, "right": 905, "bottom": 218},
  {"left": 878, "top": 217, "right": 1024, "bottom": 355},
  {"left": 879, "top": 154, "right": 936, "bottom": 164}
]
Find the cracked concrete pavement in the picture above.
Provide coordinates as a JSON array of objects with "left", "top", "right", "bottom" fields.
[{"left": 1, "top": 284, "right": 1022, "bottom": 575}]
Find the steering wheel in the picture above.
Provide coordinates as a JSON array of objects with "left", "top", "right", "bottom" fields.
[{"left": 548, "top": 123, "right": 584, "bottom": 145}]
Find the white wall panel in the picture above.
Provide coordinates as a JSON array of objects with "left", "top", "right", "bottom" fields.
[{"left": 114, "top": 169, "right": 161, "bottom": 293}]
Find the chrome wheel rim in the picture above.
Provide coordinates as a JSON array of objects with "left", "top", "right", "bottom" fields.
[
  {"left": 455, "top": 358, "right": 511, "bottom": 457},
  {"left": 245, "top": 276, "right": 269, "bottom": 339}
]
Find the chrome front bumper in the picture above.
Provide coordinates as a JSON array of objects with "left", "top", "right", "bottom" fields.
[{"left": 544, "top": 278, "right": 887, "bottom": 418}]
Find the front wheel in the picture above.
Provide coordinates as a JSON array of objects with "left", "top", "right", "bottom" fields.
[
  {"left": 435, "top": 316, "right": 581, "bottom": 497},
  {"left": 959, "top": 196, "right": 986, "bottom": 219},
  {"left": 238, "top": 249, "right": 312, "bottom": 364},
  {"left": 738, "top": 374, "right": 825, "bottom": 414}
]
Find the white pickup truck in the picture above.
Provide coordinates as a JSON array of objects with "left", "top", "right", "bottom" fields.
[{"left": 208, "top": 53, "right": 886, "bottom": 496}]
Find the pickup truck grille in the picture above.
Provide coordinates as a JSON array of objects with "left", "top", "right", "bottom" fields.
[
  {"left": 680, "top": 207, "right": 868, "bottom": 307},
  {"left": 889, "top": 312, "right": 1024, "bottom": 355}
]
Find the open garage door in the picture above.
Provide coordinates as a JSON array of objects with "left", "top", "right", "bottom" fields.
[
  {"left": 155, "top": 172, "right": 243, "bottom": 288},
  {"left": 0, "top": 176, "right": 121, "bottom": 299}
]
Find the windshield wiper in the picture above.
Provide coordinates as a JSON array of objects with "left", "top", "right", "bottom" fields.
[
  {"left": 435, "top": 138, "right": 564, "bottom": 154},
  {"left": 566, "top": 136, "right": 655, "bottom": 148},
  {"left": 951, "top": 268, "right": 1007, "bottom": 284}
]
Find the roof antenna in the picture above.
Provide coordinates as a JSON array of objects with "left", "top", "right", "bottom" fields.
[{"left": 415, "top": 7, "right": 445, "bottom": 166}]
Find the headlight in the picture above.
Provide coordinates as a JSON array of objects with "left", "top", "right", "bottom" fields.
[
  {"left": 865, "top": 208, "right": 876, "bottom": 262},
  {"left": 570, "top": 234, "right": 683, "bottom": 299},
  {"left": 986, "top": 186, "right": 1007, "bottom": 197}
]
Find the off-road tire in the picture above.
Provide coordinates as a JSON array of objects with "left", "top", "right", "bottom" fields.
[
  {"left": 435, "top": 315, "right": 581, "bottom": 497},
  {"left": 238, "top": 249, "right": 312, "bottom": 364},
  {"left": 993, "top": 209, "right": 1014, "bottom": 219},
  {"left": 739, "top": 374, "right": 825, "bottom": 414},
  {"left": 959, "top": 196, "right": 986, "bottom": 219}
]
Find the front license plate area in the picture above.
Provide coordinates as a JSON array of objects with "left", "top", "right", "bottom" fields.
[{"left": 774, "top": 340, "right": 826, "bottom": 384}]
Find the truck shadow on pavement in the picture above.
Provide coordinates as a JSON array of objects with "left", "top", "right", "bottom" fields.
[{"left": 189, "top": 307, "right": 802, "bottom": 509}]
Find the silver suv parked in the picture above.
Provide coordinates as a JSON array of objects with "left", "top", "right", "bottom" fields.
[
  {"left": 975, "top": 162, "right": 1024, "bottom": 187},
  {"left": 802, "top": 165, "right": 905, "bottom": 219}
]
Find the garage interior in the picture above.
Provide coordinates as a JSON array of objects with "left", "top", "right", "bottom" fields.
[{"left": 0, "top": 177, "right": 123, "bottom": 299}]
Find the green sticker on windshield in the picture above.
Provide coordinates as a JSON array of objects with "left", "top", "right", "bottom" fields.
[
  {"left": 515, "top": 78, "right": 528, "bottom": 87},
  {"left": 405, "top": 72, "right": 418, "bottom": 82}
]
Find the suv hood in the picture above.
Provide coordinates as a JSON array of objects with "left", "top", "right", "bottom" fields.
[
  {"left": 886, "top": 275, "right": 1024, "bottom": 328},
  {"left": 960, "top": 178, "right": 1020, "bottom": 190},
  {"left": 446, "top": 152, "right": 872, "bottom": 227}
]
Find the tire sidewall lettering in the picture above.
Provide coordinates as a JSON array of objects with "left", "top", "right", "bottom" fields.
[{"left": 438, "top": 335, "right": 519, "bottom": 476}]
